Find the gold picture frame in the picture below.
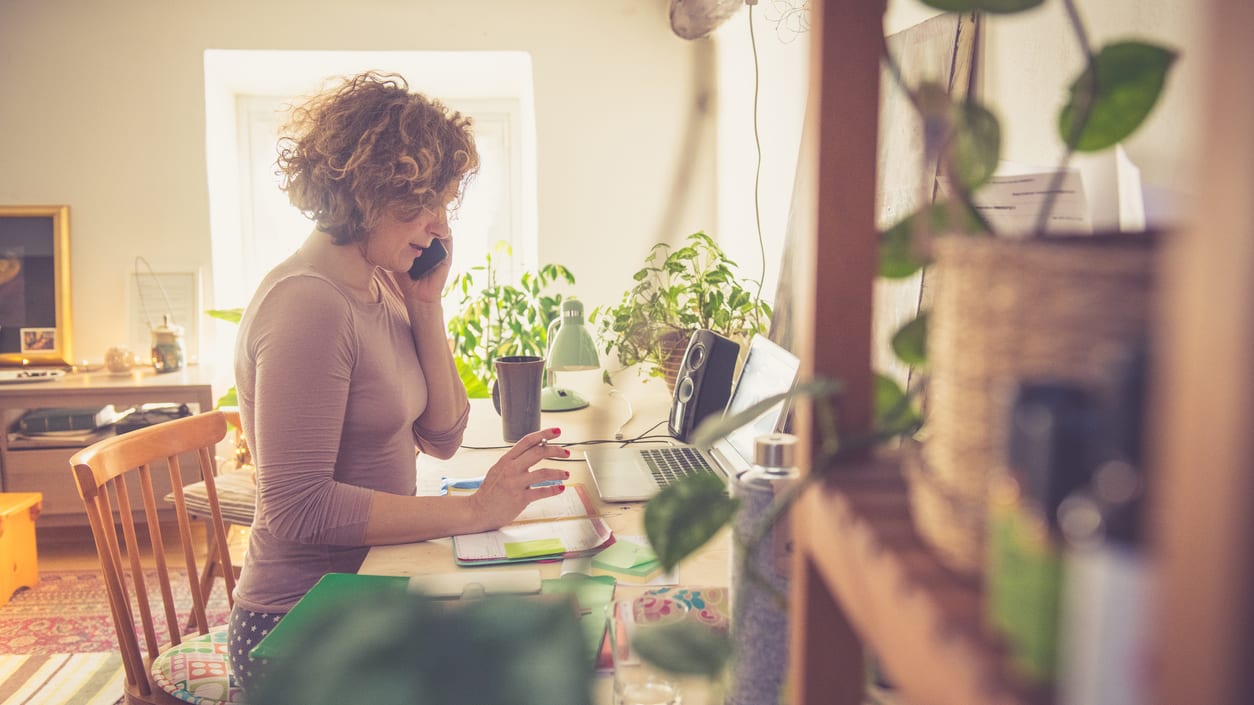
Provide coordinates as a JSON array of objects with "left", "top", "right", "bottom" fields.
[{"left": 0, "top": 206, "right": 72, "bottom": 366}]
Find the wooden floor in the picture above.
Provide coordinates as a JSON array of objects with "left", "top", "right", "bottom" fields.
[{"left": 35, "top": 522, "right": 247, "bottom": 573}]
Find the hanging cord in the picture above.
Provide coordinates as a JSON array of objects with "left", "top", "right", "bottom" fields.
[
  {"left": 747, "top": 1, "right": 767, "bottom": 303},
  {"left": 134, "top": 256, "right": 176, "bottom": 330}
]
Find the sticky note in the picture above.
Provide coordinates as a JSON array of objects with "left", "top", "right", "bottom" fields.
[
  {"left": 591, "top": 542, "right": 663, "bottom": 580},
  {"left": 505, "top": 538, "right": 566, "bottom": 559},
  {"left": 593, "top": 541, "right": 657, "bottom": 571}
]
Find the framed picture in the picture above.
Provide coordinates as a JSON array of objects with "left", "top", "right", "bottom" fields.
[{"left": 0, "top": 206, "right": 72, "bottom": 366}]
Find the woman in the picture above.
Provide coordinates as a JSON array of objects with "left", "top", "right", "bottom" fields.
[{"left": 226, "top": 71, "right": 569, "bottom": 692}]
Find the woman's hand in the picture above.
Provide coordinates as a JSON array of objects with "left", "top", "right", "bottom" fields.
[
  {"left": 392, "top": 235, "right": 454, "bottom": 304},
  {"left": 468, "top": 427, "right": 571, "bottom": 531}
]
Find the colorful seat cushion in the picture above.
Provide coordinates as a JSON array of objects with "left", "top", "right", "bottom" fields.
[{"left": 151, "top": 629, "right": 247, "bottom": 704}]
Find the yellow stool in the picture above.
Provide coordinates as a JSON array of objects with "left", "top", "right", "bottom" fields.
[{"left": 0, "top": 492, "right": 42, "bottom": 607}]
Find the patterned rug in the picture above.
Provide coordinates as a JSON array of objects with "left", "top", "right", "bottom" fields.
[
  {"left": 0, "top": 570, "right": 231, "bottom": 705},
  {"left": 0, "top": 569, "right": 231, "bottom": 654}
]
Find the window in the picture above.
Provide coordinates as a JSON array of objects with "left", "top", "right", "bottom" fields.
[{"left": 203, "top": 50, "right": 537, "bottom": 362}]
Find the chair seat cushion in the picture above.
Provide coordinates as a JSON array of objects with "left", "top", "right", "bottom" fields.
[
  {"left": 168, "top": 472, "right": 256, "bottom": 526},
  {"left": 151, "top": 629, "right": 247, "bottom": 704}
]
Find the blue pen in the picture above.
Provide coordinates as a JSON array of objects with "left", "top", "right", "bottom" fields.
[{"left": 447, "top": 477, "right": 563, "bottom": 490}]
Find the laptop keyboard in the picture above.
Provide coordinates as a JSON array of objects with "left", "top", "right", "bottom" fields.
[{"left": 641, "top": 447, "right": 716, "bottom": 486}]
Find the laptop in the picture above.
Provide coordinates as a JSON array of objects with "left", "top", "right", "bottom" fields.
[{"left": 585, "top": 334, "right": 801, "bottom": 502}]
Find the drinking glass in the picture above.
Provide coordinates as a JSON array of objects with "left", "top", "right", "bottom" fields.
[{"left": 608, "top": 599, "right": 684, "bottom": 705}]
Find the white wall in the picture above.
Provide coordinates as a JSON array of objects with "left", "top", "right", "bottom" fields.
[
  {"left": 0, "top": 0, "right": 714, "bottom": 378},
  {"left": 984, "top": 1, "right": 1202, "bottom": 218},
  {"left": 714, "top": 5, "right": 809, "bottom": 308},
  {"left": 0, "top": 0, "right": 1206, "bottom": 387}
]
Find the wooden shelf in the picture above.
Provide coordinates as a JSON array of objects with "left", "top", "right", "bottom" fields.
[
  {"left": 790, "top": 2, "right": 1253, "bottom": 704},
  {"left": 795, "top": 455, "right": 1045, "bottom": 705}
]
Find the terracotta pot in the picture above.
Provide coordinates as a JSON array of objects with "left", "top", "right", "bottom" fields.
[{"left": 655, "top": 329, "right": 693, "bottom": 392}]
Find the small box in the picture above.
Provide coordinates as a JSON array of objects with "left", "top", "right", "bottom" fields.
[{"left": 0, "top": 492, "right": 42, "bottom": 607}]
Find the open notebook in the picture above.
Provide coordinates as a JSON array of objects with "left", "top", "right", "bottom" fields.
[{"left": 451, "top": 484, "right": 613, "bottom": 565}]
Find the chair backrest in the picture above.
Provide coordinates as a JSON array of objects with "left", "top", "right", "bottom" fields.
[{"left": 69, "top": 409, "right": 235, "bottom": 699}]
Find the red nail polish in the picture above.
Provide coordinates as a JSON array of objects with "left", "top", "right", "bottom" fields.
[
  {"left": 563, "top": 449, "right": 571, "bottom": 457},
  {"left": 550, "top": 427, "right": 562, "bottom": 436}
]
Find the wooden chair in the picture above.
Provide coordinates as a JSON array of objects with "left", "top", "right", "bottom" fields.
[
  {"left": 70, "top": 409, "right": 244, "bottom": 704},
  {"left": 180, "top": 406, "right": 255, "bottom": 611}
]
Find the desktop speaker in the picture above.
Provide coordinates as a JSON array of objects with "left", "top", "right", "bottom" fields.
[{"left": 668, "top": 329, "right": 741, "bottom": 443}]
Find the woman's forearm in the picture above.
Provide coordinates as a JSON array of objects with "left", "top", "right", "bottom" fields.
[
  {"left": 408, "top": 300, "right": 469, "bottom": 432},
  {"left": 362, "top": 491, "right": 490, "bottom": 544}
]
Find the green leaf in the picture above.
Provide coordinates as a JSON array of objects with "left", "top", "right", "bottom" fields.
[
  {"left": 215, "top": 387, "right": 238, "bottom": 409},
  {"left": 1059, "top": 41, "right": 1177, "bottom": 152},
  {"left": 456, "top": 357, "right": 491, "bottom": 398},
  {"left": 206, "top": 308, "right": 244, "bottom": 324},
  {"left": 919, "top": 0, "right": 1043, "bottom": 12},
  {"left": 253, "top": 592, "right": 590, "bottom": 705},
  {"left": 949, "top": 100, "right": 1001, "bottom": 189},
  {"left": 891, "top": 312, "right": 929, "bottom": 367},
  {"left": 644, "top": 474, "right": 738, "bottom": 571},
  {"left": 874, "top": 373, "right": 921, "bottom": 435},
  {"left": 879, "top": 212, "right": 930, "bottom": 280},
  {"left": 879, "top": 201, "right": 987, "bottom": 279},
  {"left": 633, "top": 622, "right": 733, "bottom": 678}
]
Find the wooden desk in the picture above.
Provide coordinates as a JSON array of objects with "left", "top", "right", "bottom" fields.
[
  {"left": 361, "top": 376, "right": 730, "bottom": 590},
  {"left": 358, "top": 376, "right": 729, "bottom": 704}
]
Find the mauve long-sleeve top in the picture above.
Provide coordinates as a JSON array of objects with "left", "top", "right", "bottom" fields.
[{"left": 231, "top": 252, "right": 467, "bottom": 613}]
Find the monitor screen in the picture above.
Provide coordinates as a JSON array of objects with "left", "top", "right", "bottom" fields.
[{"left": 718, "top": 335, "right": 801, "bottom": 466}]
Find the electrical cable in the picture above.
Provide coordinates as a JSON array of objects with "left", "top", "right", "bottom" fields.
[
  {"left": 610, "top": 386, "right": 634, "bottom": 440},
  {"left": 459, "top": 421, "right": 674, "bottom": 454}
]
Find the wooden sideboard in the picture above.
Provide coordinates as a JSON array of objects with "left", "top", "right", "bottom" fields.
[{"left": 0, "top": 366, "right": 216, "bottom": 527}]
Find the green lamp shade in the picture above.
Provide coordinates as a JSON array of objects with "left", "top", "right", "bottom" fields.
[{"left": 542, "top": 299, "right": 599, "bottom": 411}]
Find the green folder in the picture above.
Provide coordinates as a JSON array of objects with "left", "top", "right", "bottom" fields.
[
  {"left": 251, "top": 572, "right": 616, "bottom": 666},
  {"left": 540, "top": 573, "right": 616, "bottom": 667},
  {"left": 249, "top": 573, "right": 408, "bottom": 660}
]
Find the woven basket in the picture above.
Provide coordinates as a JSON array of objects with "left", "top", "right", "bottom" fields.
[{"left": 909, "top": 233, "right": 1159, "bottom": 577}]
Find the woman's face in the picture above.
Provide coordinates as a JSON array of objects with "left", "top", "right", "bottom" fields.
[{"left": 363, "top": 201, "right": 451, "bottom": 274}]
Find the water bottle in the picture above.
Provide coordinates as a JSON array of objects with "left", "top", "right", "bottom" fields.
[
  {"left": 150, "top": 314, "right": 186, "bottom": 373},
  {"left": 729, "top": 433, "right": 799, "bottom": 705}
]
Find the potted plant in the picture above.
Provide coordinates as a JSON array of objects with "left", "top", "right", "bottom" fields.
[
  {"left": 592, "top": 231, "right": 772, "bottom": 390},
  {"left": 446, "top": 242, "right": 577, "bottom": 397}
]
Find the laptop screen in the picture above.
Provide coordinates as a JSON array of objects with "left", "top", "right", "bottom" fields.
[{"left": 711, "top": 335, "right": 801, "bottom": 470}]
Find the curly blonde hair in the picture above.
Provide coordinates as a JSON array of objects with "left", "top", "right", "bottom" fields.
[{"left": 276, "top": 71, "right": 479, "bottom": 245}]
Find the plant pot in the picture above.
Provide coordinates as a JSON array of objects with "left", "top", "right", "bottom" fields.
[
  {"left": 656, "top": 329, "right": 694, "bottom": 393},
  {"left": 909, "top": 232, "right": 1159, "bottom": 578}
]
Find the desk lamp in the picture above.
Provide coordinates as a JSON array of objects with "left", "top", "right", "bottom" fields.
[{"left": 541, "top": 298, "right": 600, "bottom": 411}]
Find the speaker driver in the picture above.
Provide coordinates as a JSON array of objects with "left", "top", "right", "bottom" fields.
[
  {"left": 687, "top": 343, "right": 707, "bottom": 370},
  {"left": 678, "top": 376, "right": 695, "bottom": 403}
]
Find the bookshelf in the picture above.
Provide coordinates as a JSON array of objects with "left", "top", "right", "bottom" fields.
[
  {"left": 788, "top": 2, "right": 1252, "bottom": 705},
  {"left": 0, "top": 366, "right": 215, "bottom": 526}
]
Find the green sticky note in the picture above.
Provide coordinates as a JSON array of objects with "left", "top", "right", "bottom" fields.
[
  {"left": 504, "top": 537, "right": 565, "bottom": 559},
  {"left": 593, "top": 541, "right": 658, "bottom": 571}
]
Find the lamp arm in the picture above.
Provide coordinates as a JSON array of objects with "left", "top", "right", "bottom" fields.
[{"left": 544, "top": 317, "right": 561, "bottom": 388}]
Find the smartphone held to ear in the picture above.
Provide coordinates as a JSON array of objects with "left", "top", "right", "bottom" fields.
[{"left": 408, "top": 239, "right": 448, "bottom": 280}]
